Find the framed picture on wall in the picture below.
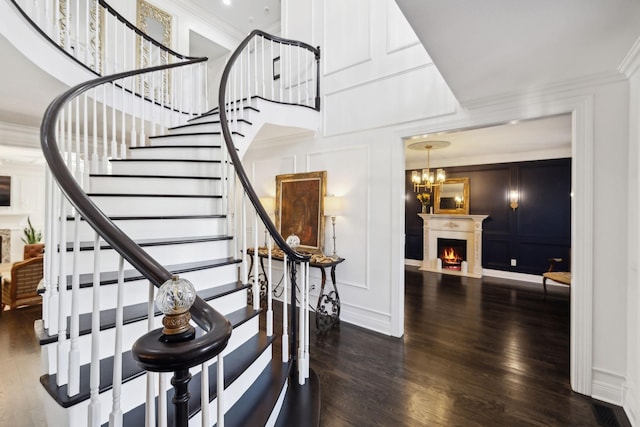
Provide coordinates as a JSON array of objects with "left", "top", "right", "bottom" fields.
[{"left": 275, "top": 171, "right": 326, "bottom": 253}]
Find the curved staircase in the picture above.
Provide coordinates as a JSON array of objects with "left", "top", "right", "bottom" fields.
[{"left": 3, "top": 1, "right": 323, "bottom": 426}]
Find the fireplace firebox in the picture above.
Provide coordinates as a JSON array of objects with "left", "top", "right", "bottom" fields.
[{"left": 437, "top": 238, "right": 467, "bottom": 271}]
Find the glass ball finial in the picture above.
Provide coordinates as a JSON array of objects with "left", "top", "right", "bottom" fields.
[
  {"left": 155, "top": 275, "right": 196, "bottom": 315},
  {"left": 155, "top": 275, "right": 197, "bottom": 341}
]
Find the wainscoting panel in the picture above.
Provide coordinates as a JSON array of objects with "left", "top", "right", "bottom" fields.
[
  {"left": 405, "top": 158, "right": 571, "bottom": 276},
  {"left": 323, "top": 0, "right": 372, "bottom": 76},
  {"left": 386, "top": 0, "right": 420, "bottom": 54}
]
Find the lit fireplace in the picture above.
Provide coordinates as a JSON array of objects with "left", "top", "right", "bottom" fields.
[{"left": 437, "top": 238, "right": 467, "bottom": 271}]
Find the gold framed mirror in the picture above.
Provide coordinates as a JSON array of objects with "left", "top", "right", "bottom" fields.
[{"left": 434, "top": 178, "right": 470, "bottom": 215}]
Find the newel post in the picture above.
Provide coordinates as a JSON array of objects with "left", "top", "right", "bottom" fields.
[{"left": 155, "top": 275, "right": 197, "bottom": 427}]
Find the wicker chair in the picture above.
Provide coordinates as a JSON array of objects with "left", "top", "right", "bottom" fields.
[
  {"left": 542, "top": 256, "right": 571, "bottom": 298},
  {"left": 1, "top": 256, "right": 43, "bottom": 311}
]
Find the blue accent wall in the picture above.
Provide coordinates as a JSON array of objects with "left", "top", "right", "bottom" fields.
[{"left": 405, "top": 158, "right": 571, "bottom": 275}]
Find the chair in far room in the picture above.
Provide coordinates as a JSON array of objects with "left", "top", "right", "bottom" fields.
[
  {"left": 1, "top": 256, "right": 43, "bottom": 311},
  {"left": 542, "top": 256, "right": 571, "bottom": 299}
]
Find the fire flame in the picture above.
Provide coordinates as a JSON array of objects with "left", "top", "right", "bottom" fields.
[{"left": 441, "top": 247, "right": 462, "bottom": 262}]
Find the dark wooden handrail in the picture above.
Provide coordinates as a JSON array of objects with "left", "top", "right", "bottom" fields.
[
  {"left": 41, "top": 58, "right": 231, "bottom": 372},
  {"left": 218, "top": 29, "right": 321, "bottom": 264},
  {"left": 8, "top": 0, "right": 201, "bottom": 78}
]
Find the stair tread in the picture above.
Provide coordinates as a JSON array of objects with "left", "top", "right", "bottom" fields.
[
  {"left": 109, "top": 158, "right": 221, "bottom": 163},
  {"left": 106, "top": 330, "right": 272, "bottom": 427},
  {"left": 149, "top": 131, "right": 244, "bottom": 139},
  {"left": 168, "top": 118, "right": 252, "bottom": 131},
  {"left": 216, "top": 360, "right": 289, "bottom": 427},
  {"left": 192, "top": 105, "right": 259, "bottom": 121},
  {"left": 128, "top": 145, "right": 222, "bottom": 149},
  {"left": 64, "top": 234, "right": 232, "bottom": 252},
  {"left": 274, "top": 368, "right": 322, "bottom": 427},
  {"left": 88, "top": 193, "right": 222, "bottom": 198},
  {"left": 36, "top": 282, "right": 251, "bottom": 345},
  {"left": 65, "top": 214, "right": 226, "bottom": 221},
  {"left": 41, "top": 306, "right": 262, "bottom": 409},
  {"left": 90, "top": 174, "right": 222, "bottom": 180}
]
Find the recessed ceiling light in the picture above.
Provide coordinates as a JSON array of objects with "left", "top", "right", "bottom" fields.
[{"left": 222, "top": 0, "right": 231, "bottom": 5}]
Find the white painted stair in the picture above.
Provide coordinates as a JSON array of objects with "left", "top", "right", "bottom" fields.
[{"left": 37, "top": 98, "right": 320, "bottom": 426}]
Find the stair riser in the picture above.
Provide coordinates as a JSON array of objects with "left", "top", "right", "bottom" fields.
[
  {"left": 56, "top": 263, "right": 240, "bottom": 316},
  {"left": 148, "top": 134, "right": 222, "bottom": 147},
  {"left": 186, "top": 107, "right": 254, "bottom": 126},
  {"left": 90, "top": 196, "right": 223, "bottom": 216},
  {"left": 168, "top": 122, "right": 223, "bottom": 134},
  {"left": 64, "top": 240, "right": 231, "bottom": 277},
  {"left": 42, "top": 289, "right": 250, "bottom": 376},
  {"left": 191, "top": 345, "right": 273, "bottom": 427},
  {"left": 109, "top": 160, "right": 222, "bottom": 177},
  {"left": 41, "top": 319, "right": 262, "bottom": 427},
  {"left": 89, "top": 176, "right": 222, "bottom": 196},
  {"left": 128, "top": 146, "right": 222, "bottom": 161},
  {"left": 65, "top": 217, "right": 227, "bottom": 241}
]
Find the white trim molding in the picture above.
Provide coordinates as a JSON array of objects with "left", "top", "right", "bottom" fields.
[{"left": 592, "top": 368, "right": 626, "bottom": 405}]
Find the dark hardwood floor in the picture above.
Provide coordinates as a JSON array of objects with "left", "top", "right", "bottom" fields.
[
  {"left": 0, "top": 305, "right": 47, "bottom": 427},
  {"left": 0, "top": 268, "right": 629, "bottom": 426},
  {"left": 304, "top": 268, "right": 630, "bottom": 427}
]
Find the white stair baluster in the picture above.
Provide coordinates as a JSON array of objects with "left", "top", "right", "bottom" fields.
[
  {"left": 253, "top": 207, "right": 259, "bottom": 311},
  {"left": 56, "top": 192, "right": 68, "bottom": 386},
  {"left": 242, "top": 193, "right": 247, "bottom": 285},
  {"left": 282, "top": 255, "right": 289, "bottom": 362},
  {"left": 145, "top": 283, "right": 156, "bottom": 427},
  {"left": 67, "top": 213, "right": 81, "bottom": 396},
  {"left": 305, "top": 260, "right": 310, "bottom": 379},
  {"left": 217, "top": 354, "right": 225, "bottom": 427},
  {"left": 158, "top": 373, "right": 167, "bottom": 427},
  {"left": 298, "top": 262, "right": 305, "bottom": 385},
  {"left": 108, "top": 256, "right": 125, "bottom": 427},
  {"left": 267, "top": 235, "right": 273, "bottom": 336},
  {"left": 120, "top": 78, "right": 127, "bottom": 158},
  {"left": 200, "top": 360, "right": 210, "bottom": 426},
  {"left": 87, "top": 231, "right": 101, "bottom": 427},
  {"left": 91, "top": 88, "right": 98, "bottom": 174}
]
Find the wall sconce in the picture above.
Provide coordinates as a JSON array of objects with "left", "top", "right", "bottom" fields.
[
  {"left": 259, "top": 197, "right": 276, "bottom": 246},
  {"left": 509, "top": 190, "right": 519, "bottom": 211},
  {"left": 324, "top": 195, "right": 344, "bottom": 259}
]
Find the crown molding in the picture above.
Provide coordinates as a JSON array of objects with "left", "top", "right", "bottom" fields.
[
  {"left": 460, "top": 70, "right": 626, "bottom": 111},
  {"left": 0, "top": 121, "right": 40, "bottom": 148},
  {"left": 619, "top": 35, "right": 640, "bottom": 77}
]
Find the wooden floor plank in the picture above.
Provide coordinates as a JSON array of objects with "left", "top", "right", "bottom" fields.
[{"left": 0, "top": 269, "right": 630, "bottom": 427}]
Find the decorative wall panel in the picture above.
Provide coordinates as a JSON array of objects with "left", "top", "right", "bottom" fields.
[{"left": 323, "top": 0, "right": 372, "bottom": 75}]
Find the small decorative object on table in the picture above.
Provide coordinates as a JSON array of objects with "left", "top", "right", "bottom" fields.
[{"left": 417, "top": 192, "right": 431, "bottom": 214}]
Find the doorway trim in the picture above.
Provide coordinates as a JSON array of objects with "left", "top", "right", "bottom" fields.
[{"left": 393, "top": 93, "right": 594, "bottom": 396}]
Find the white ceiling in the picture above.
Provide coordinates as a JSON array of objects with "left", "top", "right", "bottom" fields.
[
  {"left": 2, "top": 1, "right": 636, "bottom": 168},
  {"left": 395, "top": 0, "right": 640, "bottom": 105},
  {"left": 189, "top": 0, "right": 281, "bottom": 37},
  {"left": 187, "top": 1, "right": 283, "bottom": 76},
  {"left": 404, "top": 114, "right": 572, "bottom": 169}
]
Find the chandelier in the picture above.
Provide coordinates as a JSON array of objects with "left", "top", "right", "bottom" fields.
[{"left": 408, "top": 140, "right": 450, "bottom": 193}]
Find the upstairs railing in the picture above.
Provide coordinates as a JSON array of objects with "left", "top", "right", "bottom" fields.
[
  {"left": 219, "top": 29, "right": 321, "bottom": 384},
  {"left": 10, "top": 0, "right": 201, "bottom": 85}
]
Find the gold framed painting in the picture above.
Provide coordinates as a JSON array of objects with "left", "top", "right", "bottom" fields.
[{"left": 275, "top": 171, "right": 327, "bottom": 254}]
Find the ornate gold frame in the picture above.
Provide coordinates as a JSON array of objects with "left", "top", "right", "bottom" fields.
[
  {"left": 434, "top": 177, "right": 470, "bottom": 215},
  {"left": 275, "top": 171, "right": 327, "bottom": 254},
  {"left": 136, "top": 0, "right": 172, "bottom": 98}
]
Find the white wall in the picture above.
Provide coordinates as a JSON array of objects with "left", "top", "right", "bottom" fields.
[
  {"left": 247, "top": 0, "right": 457, "bottom": 337},
  {"left": 0, "top": 157, "right": 46, "bottom": 263},
  {"left": 270, "top": 0, "right": 634, "bottom": 409},
  {"left": 624, "top": 45, "right": 640, "bottom": 426}
]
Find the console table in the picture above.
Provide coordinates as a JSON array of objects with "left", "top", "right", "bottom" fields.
[{"left": 247, "top": 247, "right": 345, "bottom": 333}]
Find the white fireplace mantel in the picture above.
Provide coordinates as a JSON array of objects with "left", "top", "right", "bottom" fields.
[{"left": 418, "top": 213, "right": 489, "bottom": 278}]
